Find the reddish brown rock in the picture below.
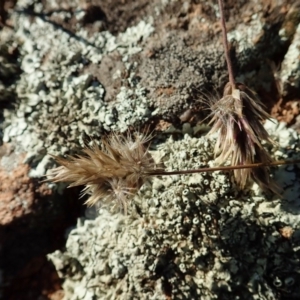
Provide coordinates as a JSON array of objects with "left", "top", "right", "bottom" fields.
[{"left": 0, "top": 146, "right": 82, "bottom": 299}]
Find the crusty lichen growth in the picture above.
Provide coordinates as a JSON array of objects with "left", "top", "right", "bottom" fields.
[{"left": 48, "top": 122, "right": 300, "bottom": 300}]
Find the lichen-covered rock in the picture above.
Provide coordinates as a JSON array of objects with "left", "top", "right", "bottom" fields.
[
  {"left": 2, "top": 0, "right": 299, "bottom": 175},
  {"left": 281, "top": 22, "right": 300, "bottom": 97},
  {"left": 226, "top": 3, "right": 300, "bottom": 100},
  {"left": 48, "top": 120, "right": 300, "bottom": 300},
  {"left": 2, "top": 1, "right": 155, "bottom": 174},
  {"left": 1, "top": 1, "right": 300, "bottom": 299}
]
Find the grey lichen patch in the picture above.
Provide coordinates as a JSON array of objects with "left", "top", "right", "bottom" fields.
[
  {"left": 137, "top": 34, "right": 225, "bottom": 116},
  {"left": 226, "top": 6, "right": 283, "bottom": 68},
  {"left": 108, "top": 83, "right": 152, "bottom": 132},
  {"left": 226, "top": 4, "right": 300, "bottom": 97},
  {"left": 132, "top": 1, "right": 299, "bottom": 118},
  {"left": 48, "top": 120, "right": 300, "bottom": 300},
  {"left": 3, "top": 0, "right": 299, "bottom": 176},
  {"left": 2, "top": 1, "right": 155, "bottom": 174}
]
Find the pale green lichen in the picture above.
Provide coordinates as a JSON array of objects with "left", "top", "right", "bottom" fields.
[{"left": 48, "top": 120, "right": 300, "bottom": 300}]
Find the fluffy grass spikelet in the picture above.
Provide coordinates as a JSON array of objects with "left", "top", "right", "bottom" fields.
[
  {"left": 207, "top": 82, "right": 279, "bottom": 192},
  {"left": 47, "top": 131, "right": 161, "bottom": 213}
]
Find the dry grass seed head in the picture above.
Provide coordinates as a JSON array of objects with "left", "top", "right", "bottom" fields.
[
  {"left": 82, "top": 178, "right": 138, "bottom": 214},
  {"left": 47, "top": 131, "right": 161, "bottom": 213},
  {"left": 207, "top": 82, "right": 278, "bottom": 192}
]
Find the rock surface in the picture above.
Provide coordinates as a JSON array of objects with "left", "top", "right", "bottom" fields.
[
  {"left": 49, "top": 120, "right": 300, "bottom": 300},
  {"left": 0, "top": 0, "right": 300, "bottom": 299}
]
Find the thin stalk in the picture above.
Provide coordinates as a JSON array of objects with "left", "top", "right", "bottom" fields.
[
  {"left": 147, "top": 159, "right": 300, "bottom": 176},
  {"left": 218, "top": 0, "right": 236, "bottom": 89}
]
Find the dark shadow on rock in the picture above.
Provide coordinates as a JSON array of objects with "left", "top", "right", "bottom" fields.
[
  {"left": 0, "top": 37, "right": 21, "bottom": 146},
  {"left": 0, "top": 184, "right": 84, "bottom": 300}
]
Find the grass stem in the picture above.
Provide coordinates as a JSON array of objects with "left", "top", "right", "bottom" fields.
[
  {"left": 147, "top": 159, "right": 300, "bottom": 176},
  {"left": 218, "top": 0, "right": 236, "bottom": 89}
]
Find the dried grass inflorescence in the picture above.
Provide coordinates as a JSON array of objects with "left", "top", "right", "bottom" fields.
[
  {"left": 47, "top": 132, "right": 162, "bottom": 213},
  {"left": 207, "top": 82, "right": 279, "bottom": 192}
]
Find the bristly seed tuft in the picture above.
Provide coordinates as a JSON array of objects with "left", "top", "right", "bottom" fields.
[
  {"left": 207, "top": 82, "right": 280, "bottom": 193},
  {"left": 47, "top": 131, "right": 163, "bottom": 213}
]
